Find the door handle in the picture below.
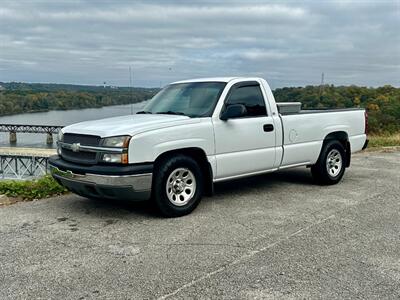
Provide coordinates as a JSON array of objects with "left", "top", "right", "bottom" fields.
[{"left": 263, "top": 124, "right": 274, "bottom": 132}]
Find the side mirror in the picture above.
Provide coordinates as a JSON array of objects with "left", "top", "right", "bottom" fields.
[{"left": 220, "top": 104, "right": 247, "bottom": 121}]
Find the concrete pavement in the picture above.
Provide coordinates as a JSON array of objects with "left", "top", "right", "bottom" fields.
[{"left": 0, "top": 150, "right": 399, "bottom": 299}]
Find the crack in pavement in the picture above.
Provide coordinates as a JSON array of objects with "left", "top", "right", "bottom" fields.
[
  {"left": 157, "top": 214, "right": 336, "bottom": 299},
  {"left": 157, "top": 187, "right": 395, "bottom": 299}
]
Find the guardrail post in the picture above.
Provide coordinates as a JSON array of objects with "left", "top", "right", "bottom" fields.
[
  {"left": 10, "top": 131, "right": 17, "bottom": 143},
  {"left": 0, "top": 157, "right": 3, "bottom": 179},
  {"left": 46, "top": 133, "right": 53, "bottom": 144}
]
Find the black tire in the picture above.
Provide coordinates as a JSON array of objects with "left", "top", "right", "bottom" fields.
[
  {"left": 152, "top": 155, "right": 204, "bottom": 217},
  {"left": 311, "top": 140, "right": 346, "bottom": 185}
]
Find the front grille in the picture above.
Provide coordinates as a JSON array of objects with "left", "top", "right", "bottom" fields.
[
  {"left": 64, "top": 133, "right": 100, "bottom": 146},
  {"left": 61, "top": 133, "right": 101, "bottom": 164},
  {"left": 61, "top": 148, "right": 97, "bottom": 164}
]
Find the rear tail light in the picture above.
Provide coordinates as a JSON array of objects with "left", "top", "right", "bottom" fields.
[{"left": 364, "top": 110, "right": 368, "bottom": 134}]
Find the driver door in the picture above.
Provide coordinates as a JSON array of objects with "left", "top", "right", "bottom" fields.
[{"left": 213, "top": 81, "right": 277, "bottom": 179}]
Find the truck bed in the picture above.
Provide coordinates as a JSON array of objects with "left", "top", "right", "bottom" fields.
[
  {"left": 277, "top": 102, "right": 364, "bottom": 115},
  {"left": 298, "top": 108, "right": 364, "bottom": 114},
  {"left": 278, "top": 108, "right": 366, "bottom": 167}
]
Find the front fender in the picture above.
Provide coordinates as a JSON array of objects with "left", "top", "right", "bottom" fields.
[
  {"left": 128, "top": 119, "right": 215, "bottom": 164},
  {"left": 152, "top": 138, "right": 210, "bottom": 160}
]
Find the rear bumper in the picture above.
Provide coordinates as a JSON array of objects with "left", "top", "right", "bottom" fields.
[
  {"left": 362, "top": 139, "right": 369, "bottom": 150},
  {"left": 49, "top": 155, "right": 152, "bottom": 201}
]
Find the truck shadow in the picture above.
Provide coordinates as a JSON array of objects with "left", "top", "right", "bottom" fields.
[
  {"left": 77, "top": 167, "right": 314, "bottom": 216},
  {"left": 83, "top": 197, "right": 157, "bottom": 217},
  {"left": 213, "top": 167, "right": 314, "bottom": 197}
]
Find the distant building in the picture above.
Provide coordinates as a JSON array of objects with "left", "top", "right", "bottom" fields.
[{"left": 0, "top": 85, "right": 5, "bottom": 91}]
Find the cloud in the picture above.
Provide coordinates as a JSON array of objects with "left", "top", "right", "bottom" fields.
[{"left": 0, "top": 0, "right": 398, "bottom": 88}]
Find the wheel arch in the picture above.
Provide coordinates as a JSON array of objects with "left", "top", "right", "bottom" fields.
[
  {"left": 154, "top": 147, "right": 214, "bottom": 196},
  {"left": 323, "top": 131, "right": 351, "bottom": 167}
]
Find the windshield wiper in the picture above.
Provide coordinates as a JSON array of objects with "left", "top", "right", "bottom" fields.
[
  {"left": 156, "top": 111, "right": 186, "bottom": 116},
  {"left": 136, "top": 110, "right": 152, "bottom": 114}
]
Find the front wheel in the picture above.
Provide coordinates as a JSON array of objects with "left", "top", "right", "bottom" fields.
[
  {"left": 311, "top": 140, "right": 346, "bottom": 185},
  {"left": 152, "top": 155, "right": 204, "bottom": 217}
]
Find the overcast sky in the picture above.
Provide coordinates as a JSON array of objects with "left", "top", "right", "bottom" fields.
[{"left": 0, "top": 0, "right": 399, "bottom": 88}]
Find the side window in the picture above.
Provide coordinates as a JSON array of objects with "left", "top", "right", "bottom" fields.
[{"left": 225, "top": 84, "right": 267, "bottom": 117}]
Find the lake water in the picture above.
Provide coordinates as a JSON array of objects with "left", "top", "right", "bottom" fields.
[{"left": 0, "top": 101, "right": 148, "bottom": 149}]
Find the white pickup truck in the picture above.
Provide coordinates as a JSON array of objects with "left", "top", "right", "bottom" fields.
[{"left": 50, "top": 77, "right": 368, "bottom": 217}]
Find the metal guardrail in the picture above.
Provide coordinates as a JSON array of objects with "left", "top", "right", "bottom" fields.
[
  {"left": 0, "top": 148, "right": 57, "bottom": 180},
  {"left": 0, "top": 155, "right": 49, "bottom": 179}
]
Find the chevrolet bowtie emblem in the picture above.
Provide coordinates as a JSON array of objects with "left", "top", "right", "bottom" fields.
[{"left": 71, "top": 143, "right": 80, "bottom": 152}]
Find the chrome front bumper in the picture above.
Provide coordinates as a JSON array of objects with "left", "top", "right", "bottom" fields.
[{"left": 50, "top": 165, "right": 152, "bottom": 201}]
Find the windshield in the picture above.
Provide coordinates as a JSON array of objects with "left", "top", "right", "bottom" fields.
[{"left": 141, "top": 82, "right": 226, "bottom": 117}]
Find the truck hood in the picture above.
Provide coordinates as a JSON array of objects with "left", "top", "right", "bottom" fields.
[{"left": 62, "top": 114, "right": 201, "bottom": 137}]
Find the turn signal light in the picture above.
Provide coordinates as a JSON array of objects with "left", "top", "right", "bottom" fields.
[{"left": 122, "top": 153, "right": 129, "bottom": 164}]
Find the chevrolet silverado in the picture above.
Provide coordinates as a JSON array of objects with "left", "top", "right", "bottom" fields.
[{"left": 50, "top": 77, "right": 368, "bottom": 217}]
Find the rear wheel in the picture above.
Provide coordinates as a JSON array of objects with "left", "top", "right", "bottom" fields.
[
  {"left": 152, "top": 155, "right": 203, "bottom": 217},
  {"left": 311, "top": 140, "right": 346, "bottom": 185}
]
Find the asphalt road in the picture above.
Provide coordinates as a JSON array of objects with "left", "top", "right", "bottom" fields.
[{"left": 0, "top": 150, "right": 399, "bottom": 299}]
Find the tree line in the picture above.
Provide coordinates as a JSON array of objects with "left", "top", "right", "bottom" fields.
[
  {"left": 0, "top": 82, "right": 398, "bottom": 134},
  {"left": 274, "top": 85, "right": 399, "bottom": 134},
  {"left": 0, "top": 82, "right": 158, "bottom": 116}
]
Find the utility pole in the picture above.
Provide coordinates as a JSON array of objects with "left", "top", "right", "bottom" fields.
[
  {"left": 129, "top": 66, "right": 134, "bottom": 115},
  {"left": 319, "top": 72, "right": 325, "bottom": 99}
]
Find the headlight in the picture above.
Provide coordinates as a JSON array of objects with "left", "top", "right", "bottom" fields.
[
  {"left": 101, "top": 153, "right": 129, "bottom": 164},
  {"left": 102, "top": 135, "right": 131, "bottom": 147},
  {"left": 101, "top": 135, "right": 130, "bottom": 164}
]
